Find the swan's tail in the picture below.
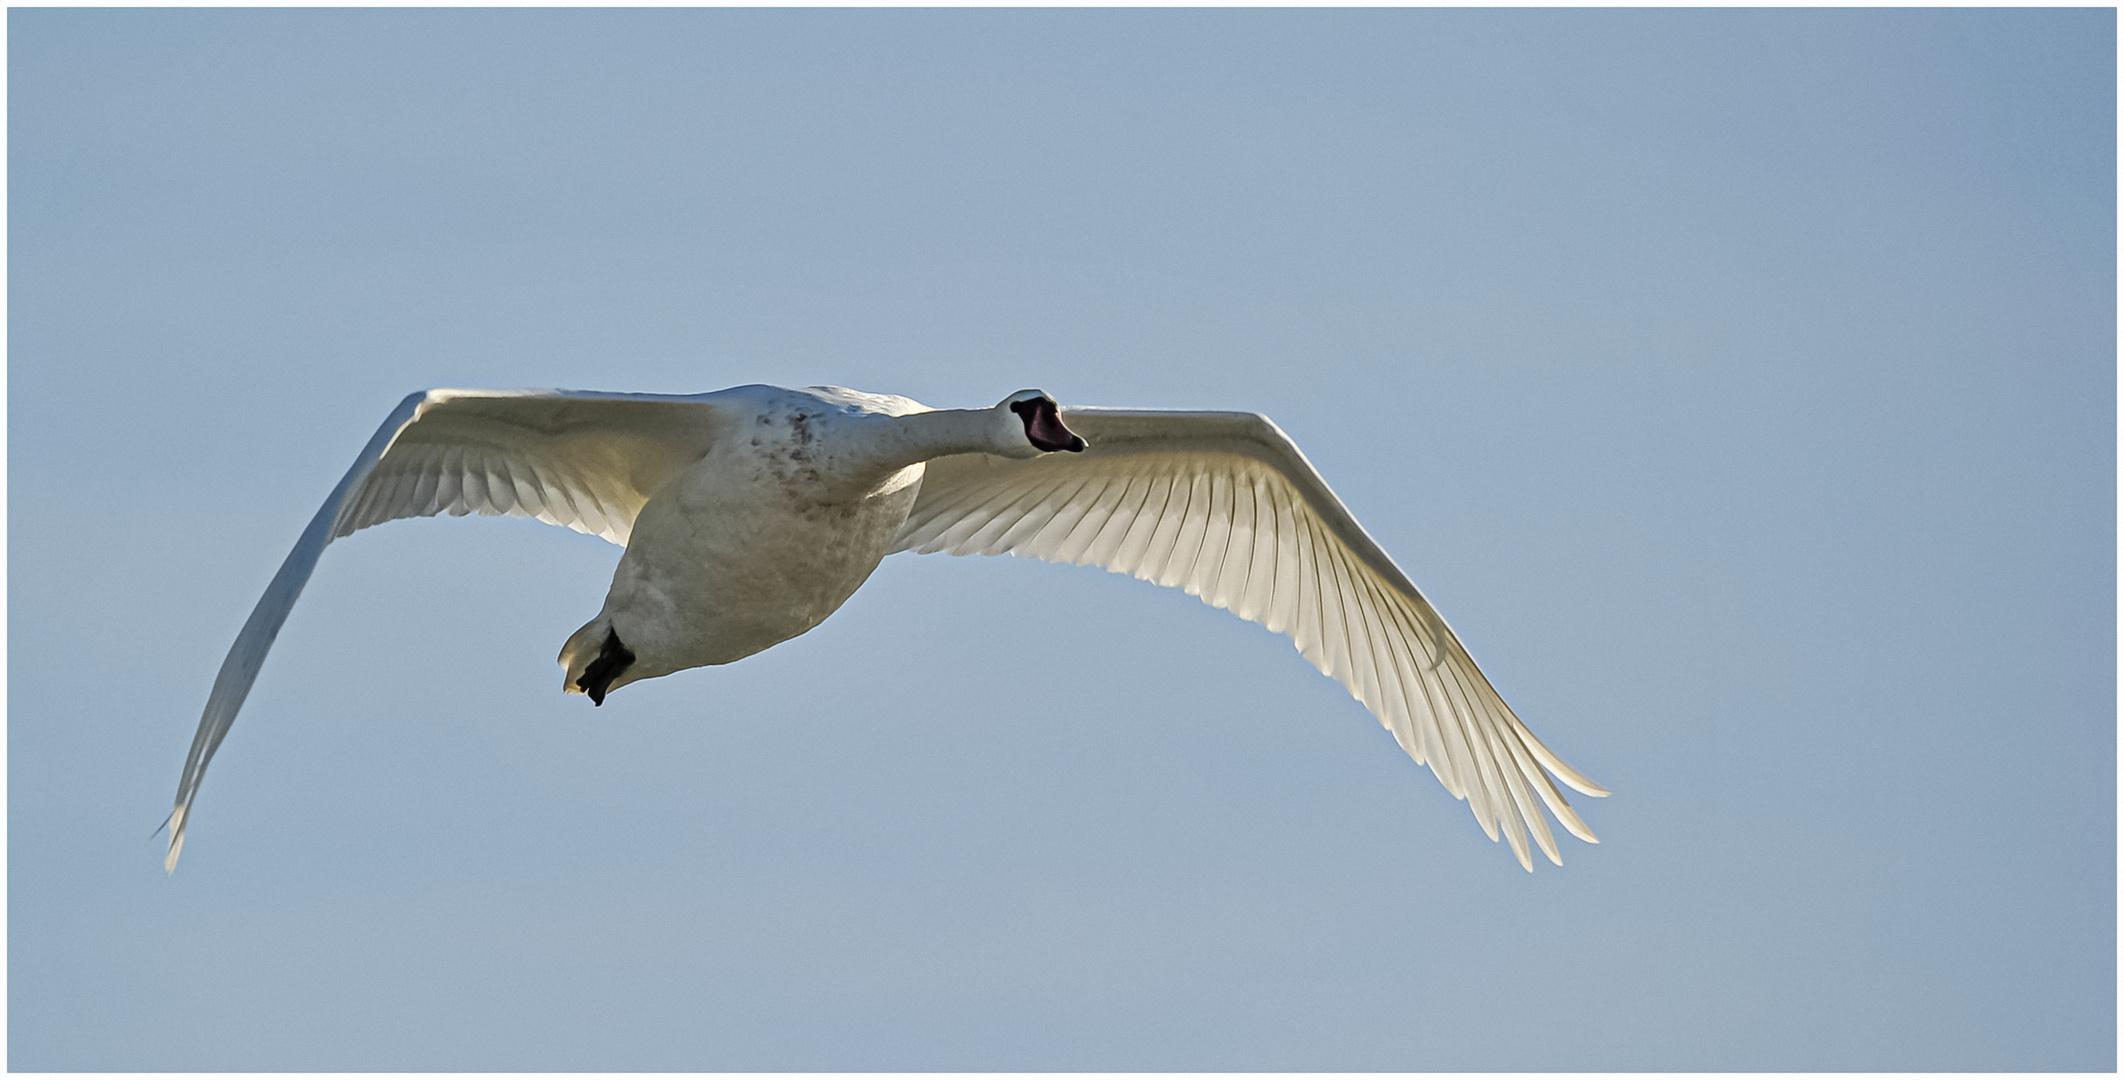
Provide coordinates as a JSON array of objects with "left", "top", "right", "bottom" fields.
[
  {"left": 558, "top": 615, "right": 613, "bottom": 695},
  {"left": 559, "top": 615, "right": 640, "bottom": 705}
]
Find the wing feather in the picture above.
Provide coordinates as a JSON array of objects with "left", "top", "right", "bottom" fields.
[
  {"left": 1082, "top": 468, "right": 1152, "bottom": 568},
  {"left": 1263, "top": 480, "right": 1302, "bottom": 638},
  {"left": 1019, "top": 472, "right": 1104, "bottom": 559},
  {"left": 1045, "top": 475, "right": 1102, "bottom": 563},
  {"left": 481, "top": 455, "right": 515, "bottom": 516},
  {"left": 1188, "top": 468, "right": 1232, "bottom": 600},
  {"left": 1232, "top": 470, "right": 1264, "bottom": 609},
  {"left": 1353, "top": 564, "right": 1416, "bottom": 757},
  {"left": 1138, "top": 469, "right": 1194, "bottom": 588},
  {"left": 890, "top": 407, "right": 1605, "bottom": 868},
  {"left": 970, "top": 473, "right": 1074, "bottom": 555},
  {"left": 406, "top": 455, "right": 441, "bottom": 521},
  {"left": 1287, "top": 496, "right": 1326, "bottom": 670},
  {"left": 1376, "top": 584, "right": 1460, "bottom": 796},
  {"left": 1110, "top": 470, "right": 1178, "bottom": 578},
  {"left": 1163, "top": 472, "right": 1213, "bottom": 591}
]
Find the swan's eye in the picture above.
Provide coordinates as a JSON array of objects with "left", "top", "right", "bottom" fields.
[{"left": 1010, "top": 397, "right": 1086, "bottom": 453}]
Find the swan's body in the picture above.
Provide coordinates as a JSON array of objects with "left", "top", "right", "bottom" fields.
[
  {"left": 168, "top": 384, "right": 1605, "bottom": 873},
  {"left": 561, "top": 385, "right": 934, "bottom": 689}
]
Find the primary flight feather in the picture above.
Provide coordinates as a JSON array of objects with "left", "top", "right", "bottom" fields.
[{"left": 168, "top": 384, "right": 1605, "bottom": 872}]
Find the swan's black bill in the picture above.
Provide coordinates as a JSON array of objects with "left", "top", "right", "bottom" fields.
[
  {"left": 577, "top": 629, "right": 636, "bottom": 706},
  {"left": 1009, "top": 397, "right": 1086, "bottom": 453}
]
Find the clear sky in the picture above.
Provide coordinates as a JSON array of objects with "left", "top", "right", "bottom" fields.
[{"left": 7, "top": 8, "right": 2114, "bottom": 1071}]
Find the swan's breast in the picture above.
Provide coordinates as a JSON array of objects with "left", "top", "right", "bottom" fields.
[{"left": 600, "top": 391, "right": 925, "bottom": 674}]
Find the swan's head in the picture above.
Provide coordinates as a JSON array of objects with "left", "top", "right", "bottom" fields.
[{"left": 994, "top": 389, "right": 1087, "bottom": 459}]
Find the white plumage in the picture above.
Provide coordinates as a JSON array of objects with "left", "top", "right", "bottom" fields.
[{"left": 167, "top": 384, "right": 1605, "bottom": 873}]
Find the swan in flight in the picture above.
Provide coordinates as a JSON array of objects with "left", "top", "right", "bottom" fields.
[{"left": 167, "top": 385, "right": 1606, "bottom": 872}]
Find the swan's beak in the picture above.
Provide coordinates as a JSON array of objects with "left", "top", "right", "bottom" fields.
[{"left": 1014, "top": 398, "right": 1086, "bottom": 453}]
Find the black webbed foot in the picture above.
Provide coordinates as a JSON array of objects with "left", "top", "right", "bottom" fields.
[{"left": 575, "top": 629, "right": 636, "bottom": 706}]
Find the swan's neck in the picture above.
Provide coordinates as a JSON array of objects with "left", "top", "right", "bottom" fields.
[{"left": 868, "top": 408, "right": 1004, "bottom": 469}]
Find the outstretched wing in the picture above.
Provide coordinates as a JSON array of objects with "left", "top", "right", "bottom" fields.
[
  {"left": 891, "top": 407, "right": 1607, "bottom": 870},
  {"left": 165, "top": 388, "right": 726, "bottom": 871}
]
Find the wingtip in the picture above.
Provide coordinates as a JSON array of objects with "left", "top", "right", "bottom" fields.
[
  {"left": 163, "top": 806, "right": 188, "bottom": 873},
  {"left": 1554, "top": 768, "right": 1610, "bottom": 798}
]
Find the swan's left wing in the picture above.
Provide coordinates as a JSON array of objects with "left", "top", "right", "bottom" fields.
[
  {"left": 891, "top": 407, "right": 1606, "bottom": 870},
  {"left": 165, "top": 388, "right": 726, "bottom": 871}
]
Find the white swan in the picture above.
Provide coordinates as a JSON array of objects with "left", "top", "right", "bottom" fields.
[{"left": 166, "top": 384, "right": 1606, "bottom": 872}]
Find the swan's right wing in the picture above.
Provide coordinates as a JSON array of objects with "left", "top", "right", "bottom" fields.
[
  {"left": 165, "top": 388, "right": 726, "bottom": 871},
  {"left": 892, "top": 407, "right": 1605, "bottom": 870},
  {"left": 329, "top": 388, "right": 723, "bottom": 545}
]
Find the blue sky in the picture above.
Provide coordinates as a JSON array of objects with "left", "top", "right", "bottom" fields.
[{"left": 8, "top": 8, "right": 2114, "bottom": 1070}]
